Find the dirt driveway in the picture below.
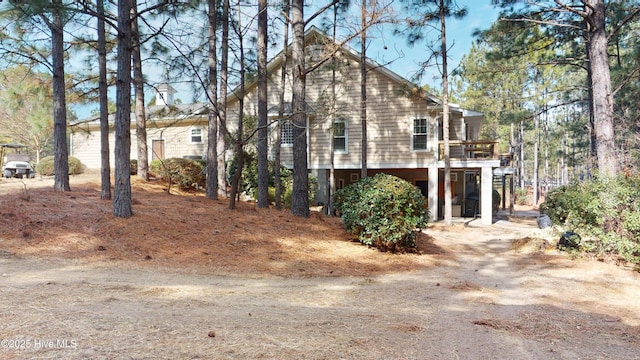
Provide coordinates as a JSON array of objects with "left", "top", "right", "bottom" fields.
[
  {"left": 1, "top": 175, "right": 639, "bottom": 359},
  {"left": 0, "top": 225, "right": 638, "bottom": 359}
]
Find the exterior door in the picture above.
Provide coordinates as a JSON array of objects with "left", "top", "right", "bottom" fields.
[{"left": 152, "top": 140, "right": 165, "bottom": 161}]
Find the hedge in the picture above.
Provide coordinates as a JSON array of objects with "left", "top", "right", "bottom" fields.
[
  {"left": 334, "top": 173, "right": 429, "bottom": 253},
  {"left": 36, "top": 156, "right": 83, "bottom": 176},
  {"left": 149, "top": 158, "right": 205, "bottom": 190}
]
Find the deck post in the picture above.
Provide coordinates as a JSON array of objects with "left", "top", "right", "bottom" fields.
[
  {"left": 480, "top": 166, "right": 493, "bottom": 225},
  {"left": 428, "top": 164, "right": 438, "bottom": 223}
]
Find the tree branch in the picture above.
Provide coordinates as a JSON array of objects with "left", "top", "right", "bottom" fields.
[
  {"left": 304, "top": 3, "right": 394, "bottom": 75},
  {"left": 552, "top": 0, "right": 588, "bottom": 18},
  {"left": 608, "top": 6, "right": 640, "bottom": 42},
  {"left": 500, "top": 17, "right": 582, "bottom": 31},
  {"left": 304, "top": 0, "right": 341, "bottom": 27},
  {"left": 612, "top": 66, "right": 640, "bottom": 97}
]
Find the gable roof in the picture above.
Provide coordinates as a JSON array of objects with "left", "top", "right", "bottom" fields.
[
  {"left": 147, "top": 102, "right": 209, "bottom": 120},
  {"left": 228, "top": 26, "right": 443, "bottom": 107},
  {"left": 71, "top": 102, "right": 209, "bottom": 128},
  {"left": 72, "top": 27, "right": 481, "bottom": 129}
]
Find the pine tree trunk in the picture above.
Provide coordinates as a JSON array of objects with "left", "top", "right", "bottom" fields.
[
  {"left": 131, "top": 4, "right": 148, "bottom": 182},
  {"left": 206, "top": 0, "right": 219, "bottom": 200},
  {"left": 275, "top": 0, "right": 290, "bottom": 210},
  {"left": 440, "top": 0, "right": 452, "bottom": 225},
  {"left": 290, "top": 0, "right": 309, "bottom": 218},
  {"left": 543, "top": 110, "right": 549, "bottom": 195},
  {"left": 328, "top": 3, "right": 337, "bottom": 216},
  {"left": 256, "top": 0, "right": 269, "bottom": 208},
  {"left": 228, "top": 2, "right": 245, "bottom": 210},
  {"left": 97, "top": 0, "right": 111, "bottom": 200},
  {"left": 218, "top": 0, "right": 230, "bottom": 198},
  {"left": 113, "top": 0, "right": 133, "bottom": 218},
  {"left": 51, "top": 0, "right": 70, "bottom": 192},
  {"left": 586, "top": 0, "right": 617, "bottom": 177},
  {"left": 519, "top": 121, "right": 525, "bottom": 189},
  {"left": 532, "top": 112, "right": 539, "bottom": 206}
]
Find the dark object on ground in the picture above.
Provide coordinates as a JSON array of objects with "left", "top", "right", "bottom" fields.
[
  {"left": 537, "top": 214, "right": 552, "bottom": 229},
  {"left": 558, "top": 231, "right": 581, "bottom": 250}
]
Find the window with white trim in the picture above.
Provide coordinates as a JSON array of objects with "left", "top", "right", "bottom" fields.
[
  {"left": 412, "top": 118, "right": 429, "bottom": 151},
  {"left": 190, "top": 127, "right": 203, "bottom": 144},
  {"left": 333, "top": 119, "right": 347, "bottom": 153},
  {"left": 281, "top": 120, "right": 293, "bottom": 146}
]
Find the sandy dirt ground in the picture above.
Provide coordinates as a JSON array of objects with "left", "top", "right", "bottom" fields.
[{"left": 0, "top": 174, "right": 639, "bottom": 359}]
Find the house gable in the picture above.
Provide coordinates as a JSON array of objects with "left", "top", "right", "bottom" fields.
[{"left": 226, "top": 26, "right": 452, "bottom": 170}]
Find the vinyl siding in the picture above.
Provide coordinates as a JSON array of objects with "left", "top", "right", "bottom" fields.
[
  {"left": 227, "top": 49, "right": 439, "bottom": 171},
  {"left": 69, "top": 127, "right": 105, "bottom": 169},
  {"left": 70, "top": 116, "right": 208, "bottom": 169}
]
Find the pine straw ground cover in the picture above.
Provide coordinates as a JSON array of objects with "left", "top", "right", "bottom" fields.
[{"left": 0, "top": 176, "right": 448, "bottom": 277}]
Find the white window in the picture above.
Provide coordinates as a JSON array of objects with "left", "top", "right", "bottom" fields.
[
  {"left": 412, "top": 118, "right": 429, "bottom": 151},
  {"left": 281, "top": 120, "right": 293, "bottom": 146},
  {"left": 333, "top": 119, "right": 347, "bottom": 153},
  {"left": 190, "top": 127, "right": 203, "bottom": 144}
]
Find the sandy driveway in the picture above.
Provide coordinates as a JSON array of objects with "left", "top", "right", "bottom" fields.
[{"left": 1, "top": 215, "right": 639, "bottom": 359}]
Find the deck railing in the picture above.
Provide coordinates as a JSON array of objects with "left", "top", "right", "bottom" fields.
[{"left": 437, "top": 140, "right": 505, "bottom": 162}]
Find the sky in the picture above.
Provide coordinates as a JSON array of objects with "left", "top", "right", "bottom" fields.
[
  {"left": 360, "top": 0, "right": 500, "bottom": 89},
  {"left": 73, "top": 0, "right": 500, "bottom": 119}
]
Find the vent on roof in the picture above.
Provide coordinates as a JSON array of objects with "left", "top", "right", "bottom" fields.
[
  {"left": 155, "top": 83, "right": 176, "bottom": 106},
  {"left": 306, "top": 44, "right": 324, "bottom": 63}
]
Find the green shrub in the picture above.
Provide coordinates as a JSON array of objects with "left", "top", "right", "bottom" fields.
[
  {"left": 540, "top": 183, "right": 596, "bottom": 225},
  {"left": 334, "top": 173, "right": 429, "bottom": 253},
  {"left": 254, "top": 173, "right": 318, "bottom": 207},
  {"left": 36, "top": 156, "right": 83, "bottom": 176},
  {"left": 262, "top": 186, "right": 288, "bottom": 203},
  {"left": 149, "top": 158, "right": 205, "bottom": 190},
  {"left": 267, "top": 186, "right": 277, "bottom": 203},
  {"left": 232, "top": 155, "right": 318, "bottom": 207},
  {"left": 540, "top": 177, "right": 640, "bottom": 267},
  {"left": 68, "top": 157, "right": 82, "bottom": 175}
]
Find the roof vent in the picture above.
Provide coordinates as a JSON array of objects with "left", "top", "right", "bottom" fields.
[
  {"left": 306, "top": 44, "right": 325, "bottom": 63},
  {"left": 155, "top": 83, "right": 176, "bottom": 106}
]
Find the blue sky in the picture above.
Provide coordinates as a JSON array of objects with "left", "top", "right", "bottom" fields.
[
  {"left": 73, "top": 0, "right": 499, "bottom": 119},
  {"left": 360, "top": 0, "right": 499, "bottom": 89}
]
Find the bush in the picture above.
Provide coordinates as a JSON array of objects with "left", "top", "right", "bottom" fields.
[
  {"left": 280, "top": 175, "right": 319, "bottom": 208},
  {"left": 36, "top": 156, "right": 83, "bottom": 176},
  {"left": 540, "top": 183, "right": 597, "bottom": 225},
  {"left": 334, "top": 173, "right": 429, "bottom": 253},
  {"left": 540, "top": 177, "right": 640, "bottom": 267},
  {"left": 68, "top": 157, "right": 82, "bottom": 175},
  {"left": 231, "top": 155, "right": 318, "bottom": 207},
  {"left": 283, "top": 175, "right": 318, "bottom": 205},
  {"left": 149, "top": 158, "right": 205, "bottom": 191}
]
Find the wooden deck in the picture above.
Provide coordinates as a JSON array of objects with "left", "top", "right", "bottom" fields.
[{"left": 437, "top": 140, "right": 507, "bottom": 162}]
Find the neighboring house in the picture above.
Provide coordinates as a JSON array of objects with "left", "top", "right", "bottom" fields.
[
  {"left": 70, "top": 84, "right": 210, "bottom": 169},
  {"left": 71, "top": 27, "right": 513, "bottom": 225},
  {"left": 227, "top": 27, "right": 511, "bottom": 225}
]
